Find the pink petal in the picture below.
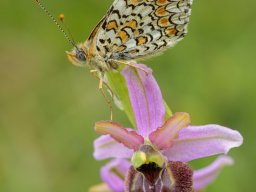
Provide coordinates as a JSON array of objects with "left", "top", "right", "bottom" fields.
[
  {"left": 164, "top": 125, "right": 243, "bottom": 162},
  {"left": 193, "top": 156, "right": 234, "bottom": 190},
  {"left": 149, "top": 112, "right": 191, "bottom": 150},
  {"left": 95, "top": 121, "right": 144, "bottom": 151},
  {"left": 93, "top": 135, "right": 133, "bottom": 160},
  {"left": 122, "top": 64, "right": 165, "bottom": 137},
  {"left": 101, "top": 159, "right": 131, "bottom": 192}
]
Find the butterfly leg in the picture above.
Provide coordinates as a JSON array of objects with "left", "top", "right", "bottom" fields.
[
  {"left": 90, "top": 70, "right": 113, "bottom": 120},
  {"left": 109, "top": 59, "right": 149, "bottom": 76},
  {"left": 90, "top": 70, "right": 114, "bottom": 100}
]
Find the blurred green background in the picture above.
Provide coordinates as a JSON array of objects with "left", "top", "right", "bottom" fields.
[{"left": 0, "top": 0, "right": 255, "bottom": 191}]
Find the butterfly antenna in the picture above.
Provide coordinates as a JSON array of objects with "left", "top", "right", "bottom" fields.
[
  {"left": 59, "top": 14, "right": 77, "bottom": 46},
  {"left": 35, "top": 0, "right": 78, "bottom": 49}
]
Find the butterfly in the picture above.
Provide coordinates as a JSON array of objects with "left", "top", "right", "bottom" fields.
[
  {"left": 36, "top": 0, "right": 193, "bottom": 119},
  {"left": 67, "top": 0, "right": 193, "bottom": 78}
]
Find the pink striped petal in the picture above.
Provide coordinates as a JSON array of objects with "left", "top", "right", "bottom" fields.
[
  {"left": 164, "top": 125, "right": 243, "bottom": 162},
  {"left": 101, "top": 159, "right": 131, "bottom": 192},
  {"left": 95, "top": 121, "right": 144, "bottom": 151},
  {"left": 149, "top": 112, "right": 191, "bottom": 150},
  {"left": 122, "top": 64, "right": 165, "bottom": 137},
  {"left": 193, "top": 156, "right": 234, "bottom": 190},
  {"left": 93, "top": 135, "right": 133, "bottom": 160}
]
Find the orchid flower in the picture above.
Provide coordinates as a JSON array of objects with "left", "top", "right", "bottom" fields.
[{"left": 91, "top": 64, "right": 243, "bottom": 192}]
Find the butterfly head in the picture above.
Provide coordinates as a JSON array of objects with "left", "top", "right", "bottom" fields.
[{"left": 67, "top": 45, "right": 88, "bottom": 66}]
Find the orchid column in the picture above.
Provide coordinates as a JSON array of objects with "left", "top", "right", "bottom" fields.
[{"left": 90, "top": 64, "right": 243, "bottom": 192}]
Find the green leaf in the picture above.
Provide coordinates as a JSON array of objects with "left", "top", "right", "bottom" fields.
[
  {"left": 106, "top": 71, "right": 136, "bottom": 127},
  {"left": 164, "top": 100, "right": 173, "bottom": 120}
]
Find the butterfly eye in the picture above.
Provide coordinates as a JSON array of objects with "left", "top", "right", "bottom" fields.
[{"left": 76, "top": 50, "right": 86, "bottom": 62}]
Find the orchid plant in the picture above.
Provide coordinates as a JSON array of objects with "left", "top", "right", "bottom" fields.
[{"left": 90, "top": 64, "right": 243, "bottom": 192}]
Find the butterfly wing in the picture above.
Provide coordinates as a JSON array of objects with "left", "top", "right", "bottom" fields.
[{"left": 95, "top": 0, "right": 193, "bottom": 61}]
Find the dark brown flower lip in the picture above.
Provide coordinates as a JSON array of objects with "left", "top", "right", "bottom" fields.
[{"left": 125, "top": 161, "right": 194, "bottom": 192}]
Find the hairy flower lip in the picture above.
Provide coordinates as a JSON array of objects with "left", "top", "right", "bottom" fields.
[{"left": 125, "top": 160, "right": 194, "bottom": 192}]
